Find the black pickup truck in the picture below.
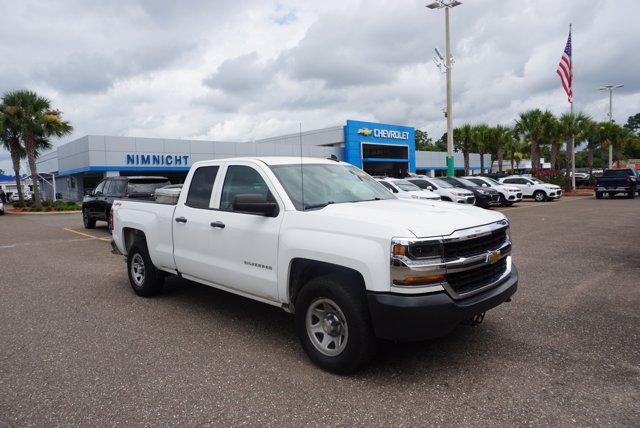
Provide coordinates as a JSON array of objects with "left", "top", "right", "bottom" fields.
[
  {"left": 82, "top": 176, "right": 170, "bottom": 228},
  {"left": 594, "top": 168, "right": 639, "bottom": 199}
]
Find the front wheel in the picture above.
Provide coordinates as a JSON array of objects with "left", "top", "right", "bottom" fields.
[
  {"left": 127, "top": 244, "right": 164, "bottom": 297},
  {"left": 533, "top": 190, "right": 547, "bottom": 202},
  {"left": 595, "top": 192, "right": 603, "bottom": 199},
  {"left": 82, "top": 208, "right": 96, "bottom": 229},
  {"left": 295, "top": 274, "right": 377, "bottom": 374}
]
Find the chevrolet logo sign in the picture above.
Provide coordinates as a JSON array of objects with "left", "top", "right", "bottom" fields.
[
  {"left": 486, "top": 250, "right": 501, "bottom": 264},
  {"left": 357, "top": 127, "right": 373, "bottom": 136}
]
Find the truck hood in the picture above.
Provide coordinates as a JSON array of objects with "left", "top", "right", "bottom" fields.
[{"left": 314, "top": 199, "right": 505, "bottom": 238}]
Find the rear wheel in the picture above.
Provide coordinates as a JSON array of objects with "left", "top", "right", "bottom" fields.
[
  {"left": 533, "top": 190, "right": 547, "bottom": 202},
  {"left": 127, "top": 243, "right": 164, "bottom": 297},
  {"left": 82, "top": 208, "right": 96, "bottom": 229},
  {"left": 295, "top": 274, "right": 377, "bottom": 374},
  {"left": 595, "top": 191, "right": 603, "bottom": 199},
  {"left": 628, "top": 190, "right": 636, "bottom": 199}
]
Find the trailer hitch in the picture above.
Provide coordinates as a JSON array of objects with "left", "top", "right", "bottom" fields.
[{"left": 462, "top": 312, "right": 485, "bottom": 326}]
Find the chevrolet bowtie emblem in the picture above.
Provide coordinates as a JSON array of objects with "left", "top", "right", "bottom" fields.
[
  {"left": 486, "top": 250, "right": 501, "bottom": 264},
  {"left": 357, "top": 127, "right": 372, "bottom": 136}
]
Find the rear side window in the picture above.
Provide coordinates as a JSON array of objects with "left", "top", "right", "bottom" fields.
[
  {"left": 109, "top": 180, "right": 127, "bottom": 196},
  {"left": 94, "top": 180, "right": 106, "bottom": 195},
  {"left": 409, "top": 179, "right": 435, "bottom": 190},
  {"left": 469, "top": 178, "right": 485, "bottom": 186},
  {"left": 103, "top": 180, "right": 114, "bottom": 195},
  {"left": 503, "top": 178, "right": 517, "bottom": 184},
  {"left": 186, "top": 166, "right": 219, "bottom": 209}
]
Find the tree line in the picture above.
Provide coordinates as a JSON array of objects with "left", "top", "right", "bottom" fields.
[
  {"left": 416, "top": 109, "right": 640, "bottom": 185},
  {"left": 0, "top": 90, "right": 73, "bottom": 208}
]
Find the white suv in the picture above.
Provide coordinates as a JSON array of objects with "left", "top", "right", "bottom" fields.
[
  {"left": 499, "top": 176, "right": 562, "bottom": 202},
  {"left": 464, "top": 176, "right": 522, "bottom": 206},
  {"left": 406, "top": 176, "right": 475, "bottom": 204},
  {"left": 376, "top": 178, "right": 441, "bottom": 200}
]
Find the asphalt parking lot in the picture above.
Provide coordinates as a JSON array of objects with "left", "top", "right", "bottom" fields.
[{"left": 1, "top": 197, "right": 639, "bottom": 426}]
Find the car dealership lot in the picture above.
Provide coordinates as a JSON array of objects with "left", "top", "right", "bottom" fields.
[{"left": 1, "top": 197, "right": 639, "bottom": 426}]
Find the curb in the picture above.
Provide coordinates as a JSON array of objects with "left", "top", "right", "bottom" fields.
[{"left": 5, "top": 209, "right": 82, "bottom": 215}]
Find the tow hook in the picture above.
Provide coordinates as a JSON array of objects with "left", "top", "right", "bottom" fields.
[{"left": 462, "top": 312, "right": 485, "bottom": 326}]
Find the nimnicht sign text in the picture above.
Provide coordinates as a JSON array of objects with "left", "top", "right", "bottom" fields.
[{"left": 126, "top": 154, "right": 190, "bottom": 166}]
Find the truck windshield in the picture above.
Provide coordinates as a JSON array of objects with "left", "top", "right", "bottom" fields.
[{"left": 270, "top": 163, "right": 395, "bottom": 210}]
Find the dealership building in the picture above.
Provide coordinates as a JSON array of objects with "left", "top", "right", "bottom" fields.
[{"left": 36, "top": 119, "right": 491, "bottom": 201}]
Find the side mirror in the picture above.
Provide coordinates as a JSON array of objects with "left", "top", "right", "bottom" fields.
[
  {"left": 85, "top": 188, "right": 94, "bottom": 196},
  {"left": 482, "top": 183, "right": 488, "bottom": 187},
  {"left": 427, "top": 186, "right": 434, "bottom": 191},
  {"left": 233, "top": 193, "right": 278, "bottom": 217}
]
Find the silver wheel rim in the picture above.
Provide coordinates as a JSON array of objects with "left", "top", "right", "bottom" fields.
[
  {"left": 305, "top": 298, "right": 348, "bottom": 357},
  {"left": 536, "top": 192, "right": 544, "bottom": 201},
  {"left": 131, "top": 254, "right": 145, "bottom": 286}
]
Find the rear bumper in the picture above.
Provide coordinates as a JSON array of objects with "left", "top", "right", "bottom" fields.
[{"left": 366, "top": 266, "right": 518, "bottom": 342}]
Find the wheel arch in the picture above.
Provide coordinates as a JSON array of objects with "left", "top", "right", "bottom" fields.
[
  {"left": 123, "top": 227, "right": 147, "bottom": 253},
  {"left": 287, "top": 258, "right": 366, "bottom": 314}
]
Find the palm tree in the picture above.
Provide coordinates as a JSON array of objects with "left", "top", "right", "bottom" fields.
[
  {"left": 558, "top": 112, "right": 589, "bottom": 191},
  {"left": 515, "top": 109, "right": 546, "bottom": 171},
  {"left": 453, "top": 124, "right": 473, "bottom": 174},
  {"left": 0, "top": 104, "right": 27, "bottom": 204},
  {"left": 492, "top": 125, "right": 513, "bottom": 173},
  {"left": 504, "top": 137, "right": 522, "bottom": 173},
  {"left": 581, "top": 118, "right": 600, "bottom": 176},
  {"left": 2, "top": 90, "right": 73, "bottom": 208},
  {"left": 539, "top": 111, "right": 562, "bottom": 170},
  {"left": 471, "top": 124, "right": 490, "bottom": 173},
  {"left": 616, "top": 127, "right": 639, "bottom": 166}
]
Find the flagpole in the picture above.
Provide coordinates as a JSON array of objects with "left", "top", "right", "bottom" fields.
[{"left": 570, "top": 23, "right": 575, "bottom": 190}]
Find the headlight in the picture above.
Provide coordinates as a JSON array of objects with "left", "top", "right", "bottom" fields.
[
  {"left": 391, "top": 238, "right": 442, "bottom": 261},
  {"left": 477, "top": 189, "right": 490, "bottom": 194},
  {"left": 451, "top": 191, "right": 466, "bottom": 196},
  {"left": 391, "top": 238, "right": 444, "bottom": 286},
  {"left": 410, "top": 194, "right": 419, "bottom": 199}
]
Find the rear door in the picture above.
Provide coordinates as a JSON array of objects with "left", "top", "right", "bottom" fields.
[
  {"left": 206, "top": 161, "right": 284, "bottom": 301},
  {"left": 173, "top": 165, "right": 220, "bottom": 282}
]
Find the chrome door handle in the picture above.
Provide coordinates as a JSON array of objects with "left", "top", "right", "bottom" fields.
[
  {"left": 175, "top": 217, "right": 187, "bottom": 223},
  {"left": 210, "top": 221, "right": 225, "bottom": 229}
]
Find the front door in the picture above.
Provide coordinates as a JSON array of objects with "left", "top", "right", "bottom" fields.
[{"left": 206, "top": 162, "right": 283, "bottom": 301}]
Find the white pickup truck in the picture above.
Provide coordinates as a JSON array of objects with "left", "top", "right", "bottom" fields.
[{"left": 111, "top": 157, "right": 518, "bottom": 373}]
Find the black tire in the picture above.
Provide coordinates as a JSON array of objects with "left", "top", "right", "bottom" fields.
[
  {"left": 595, "top": 192, "right": 603, "bottom": 199},
  {"left": 533, "top": 190, "right": 547, "bottom": 202},
  {"left": 127, "top": 243, "right": 164, "bottom": 297},
  {"left": 295, "top": 274, "right": 377, "bottom": 374},
  {"left": 628, "top": 190, "right": 636, "bottom": 199},
  {"left": 82, "top": 208, "right": 96, "bottom": 229}
]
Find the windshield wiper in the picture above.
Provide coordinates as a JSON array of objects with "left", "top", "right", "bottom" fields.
[
  {"left": 354, "top": 197, "right": 382, "bottom": 203},
  {"left": 304, "top": 201, "right": 335, "bottom": 211}
]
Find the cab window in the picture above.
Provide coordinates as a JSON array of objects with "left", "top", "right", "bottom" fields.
[
  {"left": 94, "top": 180, "right": 106, "bottom": 195},
  {"left": 186, "top": 166, "right": 219, "bottom": 209},
  {"left": 220, "top": 165, "right": 275, "bottom": 212}
]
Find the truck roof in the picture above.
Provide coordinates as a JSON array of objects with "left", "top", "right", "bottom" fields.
[{"left": 193, "top": 156, "right": 345, "bottom": 167}]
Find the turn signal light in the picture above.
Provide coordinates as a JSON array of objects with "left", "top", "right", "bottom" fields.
[
  {"left": 393, "top": 274, "right": 445, "bottom": 286},
  {"left": 392, "top": 244, "right": 406, "bottom": 256}
]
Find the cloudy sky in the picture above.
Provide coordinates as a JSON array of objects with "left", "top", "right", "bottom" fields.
[{"left": 0, "top": 0, "right": 638, "bottom": 172}]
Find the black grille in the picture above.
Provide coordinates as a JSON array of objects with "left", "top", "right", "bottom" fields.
[
  {"left": 442, "top": 228, "right": 507, "bottom": 261},
  {"left": 447, "top": 257, "right": 507, "bottom": 295},
  {"left": 466, "top": 197, "right": 475, "bottom": 204},
  {"left": 491, "top": 194, "right": 500, "bottom": 202}
]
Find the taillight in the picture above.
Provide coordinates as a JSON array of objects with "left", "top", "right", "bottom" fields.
[
  {"left": 109, "top": 207, "right": 114, "bottom": 231},
  {"left": 627, "top": 177, "right": 633, "bottom": 185}
]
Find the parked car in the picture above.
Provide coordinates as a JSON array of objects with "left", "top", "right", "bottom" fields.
[
  {"left": 9, "top": 192, "right": 32, "bottom": 202},
  {"left": 406, "top": 176, "right": 475, "bottom": 204},
  {"left": 573, "top": 172, "right": 591, "bottom": 186},
  {"left": 82, "top": 176, "right": 171, "bottom": 229},
  {"left": 112, "top": 157, "right": 517, "bottom": 374},
  {"left": 499, "top": 176, "right": 563, "bottom": 202},
  {"left": 464, "top": 176, "right": 522, "bottom": 206},
  {"left": 594, "top": 168, "right": 638, "bottom": 199},
  {"left": 376, "top": 178, "right": 441, "bottom": 200},
  {"left": 439, "top": 177, "right": 500, "bottom": 208},
  {"left": 0, "top": 201, "right": 4, "bottom": 215}
]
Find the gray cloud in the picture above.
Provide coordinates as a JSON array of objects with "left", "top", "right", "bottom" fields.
[{"left": 1, "top": 0, "right": 639, "bottom": 174}]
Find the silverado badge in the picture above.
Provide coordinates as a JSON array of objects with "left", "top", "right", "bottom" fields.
[
  {"left": 357, "top": 127, "right": 373, "bottom": 137},
  {"left": 486, "top": 250, "right": 501, "bottom": 264}
]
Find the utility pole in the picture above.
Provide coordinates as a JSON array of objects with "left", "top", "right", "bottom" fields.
[
  {"left": 599, "top": 84, "right": 624, "bottom": 167},
  {"left": 427, "top": 0, "right": 462, "bottom": 177}
]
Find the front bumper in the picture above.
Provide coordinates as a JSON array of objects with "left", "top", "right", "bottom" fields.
[
  {"left": 367, "top": 265, "right": 518, "bottom": 342},
  {"left": 547, "top": 190, "right": 562, "bottom": 198},
  {"left": 475, "top": 193, "right": 500, "bottom": 206}
]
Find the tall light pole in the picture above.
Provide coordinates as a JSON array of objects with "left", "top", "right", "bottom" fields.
[
  {"left": 427, "top": 0, "right": 462, "bottom": 177},
  {"left": 599, "top": 84, "right": 624, "bottom": 167}
]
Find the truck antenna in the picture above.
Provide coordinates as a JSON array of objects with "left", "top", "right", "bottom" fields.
[{"left": 299, "top": 122, "right": 304, "bottom": 210}]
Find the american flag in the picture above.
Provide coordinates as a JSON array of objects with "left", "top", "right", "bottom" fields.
[{"left": 556, "top": 28, "right": 572, "bottom": 103}]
